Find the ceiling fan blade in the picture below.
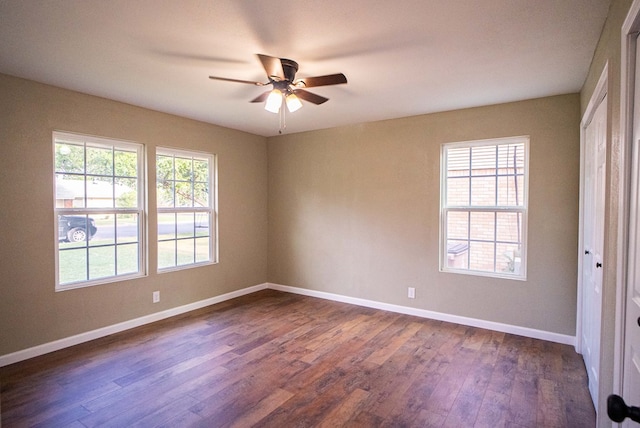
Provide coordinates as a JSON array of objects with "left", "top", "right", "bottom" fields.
[
  {"left": 250, "top": 91, "right": 271, "bottom": 103},
  {"left": 257, "top": 54, "right": 285, "bottom": 81},
  {"left": 209, "top": 76, "right": 265, "bottom": 86},
  {"left": 294, "top": 73, "right": 347, "bottom": 88},
  {"left": 294, "top": 89, "right": 329, "bottom": 105}
]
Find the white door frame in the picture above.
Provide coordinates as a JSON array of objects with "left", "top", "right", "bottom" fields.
[
  {"left": 616, "top": 0, "right": 640, "bottom": 402},
  {"left": 576, "top": 64, "right": 608, "bottom": 413},
  {"left": 576, "top": 63, "right": 608, "bottom": 356}
]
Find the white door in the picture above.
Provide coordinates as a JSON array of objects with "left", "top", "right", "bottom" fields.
[{"left": 581, "top": 92, "right": 607, "bottom": 408}]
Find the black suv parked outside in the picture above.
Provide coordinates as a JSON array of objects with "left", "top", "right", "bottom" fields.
[{"left": 58, "top": 215, "right": 98, "bottom": 242}]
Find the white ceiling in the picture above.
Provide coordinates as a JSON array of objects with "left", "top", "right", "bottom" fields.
[{"left": 0, "top": 0, "right": 610, "bottom": 137}]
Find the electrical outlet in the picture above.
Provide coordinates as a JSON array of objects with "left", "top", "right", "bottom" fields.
[
  {"left": 408, "top": 287, "right": 416, "bottom": 299},
  {"left": 153, "top": 291, "right": 160, "bottom": 303}
]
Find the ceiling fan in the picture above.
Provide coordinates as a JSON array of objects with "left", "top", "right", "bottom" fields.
[{"left": 209, "top": 54, "right": 347, "bottom": 114}]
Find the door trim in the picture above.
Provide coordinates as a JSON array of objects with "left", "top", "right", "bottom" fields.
[
  {"left": 617, "top": 0, "right": 640, "bottom": 401},
  {"left": 576, "top": 63, "right": 608, "bottom": 356}
]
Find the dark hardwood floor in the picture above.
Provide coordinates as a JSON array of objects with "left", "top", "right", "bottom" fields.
[{"left": 0, "top": 289, "right": 595, "bottom": 427}]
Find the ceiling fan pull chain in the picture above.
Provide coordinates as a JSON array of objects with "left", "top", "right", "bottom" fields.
[
  {"left": 279, "top": 104, "right": 286, "bottom": 134},
  {"left": 283, "top": 107, "right": 286, "bottom": 131}
]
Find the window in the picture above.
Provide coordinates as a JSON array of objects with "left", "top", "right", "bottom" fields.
[
  {"left": 54, "top": 132, "right": 145, "bottom": 289},
  {"left": 441, "top": 136, "right": 528, "bottom": 279},
  {"left": 156, "top": 148, "right": 217, "bottom": 271}
]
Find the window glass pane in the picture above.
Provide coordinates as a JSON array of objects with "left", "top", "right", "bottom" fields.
[
  {"left": 59, "top": 248, "right": 87, "bottom": 284},
  {"left": 175, "top": 157, "right": 192, "bottom": 181},
  {"left": 86, "top": 145, "right": 113, "bottom": 176},
  {"left": 56, "top": 176, "right": 86, "bottom": 208},
  {"left": 447, "top": 147, "right": 470, "bottom": 175},
  {"left": 446, "top": 177, "right": 469, "bottom": 206},
  {"left": 447, "top": 211, "right": 469, "bottom": 240},
  {"left": 177, "top": 238, "right": 195, "bottom": 265},
  {"left": 196, "top": 237, "right": 210, "bottom": 263},
  {"left": 516, "top": 175, "right": 525, "bottom": 204},
  {"left": 90, "top": 215, "right": 113, "bottom": 246},
  {"left": 88, "top": 246, "right": 115, "bottom": 280},
  {"left": 55, "top": 142, "right": 85, "bottom": 173},
  {"left": 158, "top": 213, "right": 177, "bottom": 240},
  {"left": 175, "top": 181, "right": 193, "bottom": 207},
  {"left": 157, "top": 180, "right": 175, "bottom": 208},
  {"left": 158, "top": 240, "right": 176, "bottom": 269},
  {"left": 86, "top": 177, "right": 114, "bottom": 208},
  {"left": 193, "top": 159, "right": 209, "bottom": 182},
  {"left": 116, "top": 178, "right": 137, "bottom": 208},
  {"left": 194, "top": 182, "right": 208, "bottom": 207},
  {"left": 496, "top": 212, "right": 522, "bottom": 243},
  {"left": 497, "top": 143, "right": 525, "bottom": 172},
  {"left": 114, "top": 149, "right": 137, "bottom": 178},
  {"left": 496, "top": 243, "right": 521, "bottom": 275},
  {"left": 471, "top": 145, "right": 497, "bottom": 175},
  {"left": 470, "top": 176, "right": 496, "bottom": 206},
  {"left": 116, "top": 213, "right": 138, "bottom": 244},
  {"left": 117, "top": 243, "right": 139, "bottom": 275},
  {"left": 469, "top": 211, "right": 495, "bottom": 241},
  {"left": 177, "top": 212, "right": 195, "bottom": 238},
  {"left": 468, "top": 241, "right": 495, "bottom": 272},
  {"left": 195, "top": 213, "right": 210, "bottom": 237},
  {"left": 58, "top": 214, "right": 96, "bottom": 245},
  {"left": 446, "top": 240, "right": 468, "bottom": 269},
  {"left": 497, "top": 176, "right": 524, "bottom": 206},
  {"left": 157, "top": 155, "right": 174, "bottom": 180}
]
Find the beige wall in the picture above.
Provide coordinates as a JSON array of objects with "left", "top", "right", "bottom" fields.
[
  {"left": 0, "top": 74, "right": 269, "bottom": 356},
  {"left": 267, "top": 94, "right": 581, "bottom": 336},
  {"left": 0, "top": 73, "right": 583, "bottom": 366},
  {"left": 580, "top": 0, "right": 632, "bottom": 423}
]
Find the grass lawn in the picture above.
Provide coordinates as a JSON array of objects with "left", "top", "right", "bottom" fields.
[{"left": 59, "top": 237, "right": 210, "bottom": 285}]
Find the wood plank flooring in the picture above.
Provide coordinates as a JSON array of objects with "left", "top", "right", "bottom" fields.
[{"left": 0, "top": 289, "right": 595, "bottom": 427}]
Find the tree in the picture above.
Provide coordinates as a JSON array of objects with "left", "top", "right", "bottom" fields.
[
  {"left": 55, "top": 142, "right": 138, "bottom": 180},
  {"left": 156, "top": 154, "right": 209, "bottom": 207}
]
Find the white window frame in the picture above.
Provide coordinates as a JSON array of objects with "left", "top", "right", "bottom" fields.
[
  {"left": 440, "top": 136, "right": 529, "bottom": 280},
  {"left": 156, "top": 147, "right": 218, "bottom": 272},
  {"left": 53, "top": 131, "right": 146, "bottom": 290}
]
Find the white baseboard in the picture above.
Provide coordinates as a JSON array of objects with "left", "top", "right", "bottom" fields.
[
  {"left": 0, "top": 283, "right": 269, "bottom": 367},
  {"left": 267, "top": 283, "right": 576, "bottom": 346},
  {"left": 1, "top": 281, "right": 575, "bottom": 367}
]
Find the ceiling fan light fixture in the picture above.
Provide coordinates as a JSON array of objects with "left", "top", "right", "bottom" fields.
[
  {"left": 265, "top": 89, "right": 283, "bottom": 113},
  {"left": 286, "top": 93, "right": 303, "bottom": 112}
]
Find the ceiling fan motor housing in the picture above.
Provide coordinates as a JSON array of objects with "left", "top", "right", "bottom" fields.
[{"left": 280, "top": 58, "right": 298, "bottom": 82}]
